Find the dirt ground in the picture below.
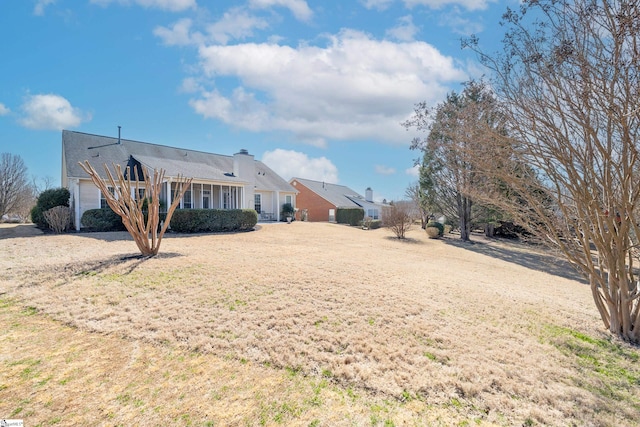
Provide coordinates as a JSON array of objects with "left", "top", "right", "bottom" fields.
[{"left": 1, "top": 221, "right": 638, "bottom": 426}]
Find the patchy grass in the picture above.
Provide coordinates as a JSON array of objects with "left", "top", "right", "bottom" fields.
[
  {"left": 543, "top": 324, "right": 640, "bottom": 419},
  {"left": 1, "top": 222, "right": 639, "bottom": 425}
]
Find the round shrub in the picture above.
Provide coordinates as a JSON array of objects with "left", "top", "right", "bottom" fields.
[
  {"left": 31, "top": 187, "right": 70, "bottom": 229},
  {"left": 426, "top": 226, "right": 440, "bottom": 238},
  {"left": 426, "top": 221, "right": 444, "bottom": 236}
]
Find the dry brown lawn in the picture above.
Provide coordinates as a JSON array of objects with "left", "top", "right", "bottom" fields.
[{"left": 1, "top": 221, "right": 639, "bottom": 426}]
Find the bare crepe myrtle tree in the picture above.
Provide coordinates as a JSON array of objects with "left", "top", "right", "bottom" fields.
[
  {"left": 465, "top": 0, "right": 640, "bottom": 342},
  {"left": 80, "top": 161, "right": 192, "bottom": 257}
]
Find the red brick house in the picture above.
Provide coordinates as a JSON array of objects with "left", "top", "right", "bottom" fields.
[{"left": 290, "top": 177, "right": 386, "bottom": 222}]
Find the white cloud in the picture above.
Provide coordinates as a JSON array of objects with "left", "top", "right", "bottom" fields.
[
  {"left": 179, "top": 77, "right": 203, "bottom": 93},
  {"left": 361, "top": 0, "right": 394, "bottom": 10},
  {"left": 439, "top": 7, "right": 484, "bottom": 35},
  {"left": 262, "top": 149, "right": 339, "bottom": 183},
  {"left": 386, "top": 15, "right": 419, "bottom": 42},
  {"left": 189, "top": 29, "right": 466, "bottom": 146},
  {"left": 249, "top": 0, "right": 313, "bottom": 22},
  {"left": 154, "top": 9, "right": 270, "bottom": 46},
  {"left": 206, "top": 8, "right": 270, "bottom": 45},
  {"left": 19, "top": 94, "right": 90, "bottom": 130},
  {"left": 90, "top": 0, "right": 196, "bottom": 12},
  {"left": 375, "top": 165, "right": 396, "bottom": 175},
  {"left": 403, "top": 0, "right": 495, "bottom": 11},
  {"left": 34, "top": 0, "right": 56, "bottom": 16},
  {"left": 154, "top": 18, "right": 200, "bottom": 46},
  {"left": 362, "top": 0, "right": 495, "bottom": 10},
  {"left": 405, "top": 164, "right": 420, "bottom": 177},
  {"left": 0, "top": 103, "right": 10, "bottom": 116}
]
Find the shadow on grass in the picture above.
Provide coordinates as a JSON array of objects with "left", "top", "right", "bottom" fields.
[
  {"left": 74, "top": 226, "right": 260, "bottom": 242},
  {"left": 11, "top": 253, "right": 185, "bottom": 287},
  {"left": 72, "top": 252, "right": 183, "bottom": 276},
  {"left": 442, "top": 234, "right": 587, "bottom": 284},
  {"left": 383, "top": 235, "right": 424, "bottom": 244},
  {"left": 0, "top": 223, "right": 44, "bottom": 240}
]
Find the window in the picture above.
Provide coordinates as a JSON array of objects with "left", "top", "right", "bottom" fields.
[
  {"left": 285, "top": 195, "right": 292, "bottom": 205},
  {"left": 100, "top": 186, "right": 115, "bottom": 209},
  {"left": 367, "top": 208, "right": 379, "bottom": 220},
  {"left": 136, "top": 188, "right": 146, "bottom": 200},
  {"left": 183, "top": 190, "right": 192, "bottom": 209},
  {"left": 223, "top": 190, "right": 230, "bottom": 209},
  {"left": 254, "top": 194, "right": 262, "bottom": 213},
  {"left": 203, "top": 190, "right": 210, "bottom": 209}
]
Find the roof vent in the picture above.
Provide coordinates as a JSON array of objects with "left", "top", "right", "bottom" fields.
[{"left": 117, "top": 125, "right": 121, "bottom": 144}]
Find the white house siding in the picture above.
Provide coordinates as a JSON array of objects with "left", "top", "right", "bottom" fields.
[
  {"left": 255, "top": 191, "right": 274, "bottom": 220},
  {"left": 78, "top": 180, "right": 100, "bottom": 228}
]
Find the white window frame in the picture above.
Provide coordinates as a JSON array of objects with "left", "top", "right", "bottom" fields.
[
  {"left": 99, "top": 186, "right": 116, "bottom": 209},
  {"left": 254, "top": 193, "right": 262, "bottom": 213}
]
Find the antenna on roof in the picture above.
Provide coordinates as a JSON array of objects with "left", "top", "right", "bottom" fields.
[{"left": 117, "top": 126, "right": 121, "bottom": 144}]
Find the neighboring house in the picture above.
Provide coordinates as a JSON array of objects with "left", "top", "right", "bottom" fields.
[
  {"left": 62, "top": 130, "right": 297, "bottom": 230},
  {"left": 290, "top": 177, "right": 387, "bottom": 222}
]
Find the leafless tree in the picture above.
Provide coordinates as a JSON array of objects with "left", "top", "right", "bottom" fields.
[
  {"left": 0, "top": 153, "right": 32, "bottom": 220},
  {"left": 466, "top": 0, "right": 640, "bottom": 342},
  {"left": 383, "top": 202, "right": 414, "bottom": 239},
  {"left": 405, "top": 182, "right": 431, "bottom": 229},
  {"left": 79, "top": 161, "right": 192, "bottom": 257}
]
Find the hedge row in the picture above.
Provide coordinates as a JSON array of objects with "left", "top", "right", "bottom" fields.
[
  {"left": 169, "top": 209, "right": 258, "bottom": 233},
  {"left": 81, "top": 208, "right": 126, "bottom": 232},
  {"left": 336, "top": 207, "right": 364, "bottom": 226}
]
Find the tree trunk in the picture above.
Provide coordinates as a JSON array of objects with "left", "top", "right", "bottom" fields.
[{"left": 458, "top": 195, "right": 472, "bottom": 241}]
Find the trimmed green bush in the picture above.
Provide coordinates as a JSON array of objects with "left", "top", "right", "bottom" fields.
[
  {"left": 281, "top": 203, "right": 295, "bottom": 221},
  {"left": 31, "top": 187, "right": 70, "bottom": 229},
  {"left": 81, "top": 208, "right": 126, "bottom": 232},
  {"left": 336, "top": 207, "right": 364, "bottom": 226},
  {"left": 170, "top": 209, "right": 257, "bottom": 233},
  {"left": 361, "top": 217, "right": 382, "bottom": 230},
  {"left": 426, "top": 221, "right": 444, "bottom": 236}
]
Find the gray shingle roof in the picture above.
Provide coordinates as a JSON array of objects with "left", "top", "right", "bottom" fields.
[
  {"left": 255, "top": 161, "right": 296, "bottom": 192},
  {"left": 292, "top": 177, "right": 363, "bottom": 208},
  {"left": 63, "top": 130, "right": 295, "bottom": 193}
]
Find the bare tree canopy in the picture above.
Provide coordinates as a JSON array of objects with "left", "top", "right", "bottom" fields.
[
  {"left": 0, "top": 153, "right": 33, "bottom": 220},
  {"left": 467, "top": 0, "right": 640, "bottom": 342},
  {"left": 79, "top": 161, "right": 192, "bottom": 257},
  {"left": 383, "top": 202, "right": 414, "bottom": 239}
]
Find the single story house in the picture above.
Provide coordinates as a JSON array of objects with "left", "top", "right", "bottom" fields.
[
  {"left": 62, "top": 130, "right": 297, "bottom": 230},
  {"left": 289, "top": 177, "right": 387, "bottom": 222}
]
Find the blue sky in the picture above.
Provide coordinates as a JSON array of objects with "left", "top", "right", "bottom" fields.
[{"left": 0, "top": 0, "right": 509, "bottom": 202}]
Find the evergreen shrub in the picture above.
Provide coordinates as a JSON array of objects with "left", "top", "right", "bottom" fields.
[
  {"left": 336, "top": 207, "right": 364, "bottom": 226},
  {"left": 369, "top": 220, "right": 382, "bottom": 229},
  {"left": 81, "top": 208, "right": 126, "bottom": 232},
  {"left": 426, "top": 221, "right": 444, "bottom": 236},
  {"left": 170, "top": 209, "right": 257, "bottom": 233},
  {"left": 31, "top": 187, "right": 70, "bottom": 229}
]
